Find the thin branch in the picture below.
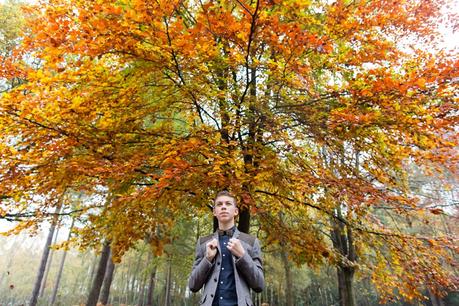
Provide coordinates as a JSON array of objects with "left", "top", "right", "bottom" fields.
[
  {"left": 1, "top": 208, "right": 89, "bottom": 222},
  {"left": 239, "top": 0, "right": 260, "bottom": 106},
  {"left": 255, "top": 189, "right": 449, "bottom": 241},
  {"left": 234, "top": 0, "right": 253, "bottom": 15}
]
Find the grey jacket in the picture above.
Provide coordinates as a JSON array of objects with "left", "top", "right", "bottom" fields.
[{"left": 188, "top": 229, "right": 264, "bottom": 306}]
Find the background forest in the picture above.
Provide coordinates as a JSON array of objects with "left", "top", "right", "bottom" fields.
[
  {"left": 1, "top": 187, "right": 458, "bottom": 306},
  {"left": 1, "top": 0, "right": 458, "bottom": 305}
]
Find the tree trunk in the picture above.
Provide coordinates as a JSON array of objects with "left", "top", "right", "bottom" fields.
[
  {"left": 277, "top": 212, "right": 293, "bottom": 306},
  {"left": 164, "top": 256, "right": 172, "bottom": 306},
  {"left": 331, "top": 216, "right": 356, "bottom": 306},
  {"left": 30, "top": 205, "right": 61, "bottom": 306},
  {"left": 49, "top": 243, "right": 67, "bottom": 305},
  {"left": 50, "top": 218, "right": 74, "bottom": 305},
  {"left": 118, "top": 267, "right": 127, "bottom": 305},
  {"left": 280, "top": 248, "right": 293, "bottom": 306},
  {"left": 86, "top": 241, "right": 111, "bottom": 306},
  {"left": 123, "top": 265, "right": 130, "bottom": 305},
  {"left": 238, "top": 66, "right": 260, "bottom": 235},
  {"left": 99, "top": 248, "right": 115, "bottom": 305},
  {"left": 137, "top": 272, "right": 147, "bottom": 306},
  {"left": 238, "top": 208, "right": 250, "bottom": 233},
  {"left": 145, "top": 264, "right": 157, "bottom": 306},
  {"left": 39, "top": 225, "right": 60, "bottom": 298},
  {"left": 82, "top": 252, "right": 98, "bottom": 292},
  {"left": 336, "top": 266, "right": 355, "bottom": 306},
  {"left": 128, "top": 273, "right": 136, "bottom": 303},
  {"left": 270, "top": 285, "right": 273, "bottom": 305},
  {"left": 129, "top": 247, "right": 144, "bottom": 304}
]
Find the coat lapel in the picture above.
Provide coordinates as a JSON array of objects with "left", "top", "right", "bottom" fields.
[
  {"left": 212, "top": 227, "right": 240, "bottom": 258},
  {"left": 213, "top": 231, "right": 220, "bottom": 253},
  {"left": 233, "top": 228, "right": 240, "bottom": 239},
  {"left": 232, "top": 228, "right": 241, "bottom": 263}
]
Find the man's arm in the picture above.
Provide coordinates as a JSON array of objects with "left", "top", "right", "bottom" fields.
[
  {"left": 188, "top": 238, "right": 215, "bottom": 292},
  {"left": 235, "top": 238, "right": 264, "bottom": 292}
]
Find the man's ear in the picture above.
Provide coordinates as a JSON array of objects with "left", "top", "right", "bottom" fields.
[
  {"left": 234, "top": 207, "right": 239, "bottom": 216},
  {"left": 207, "top": 202, "right": 214, "bottom": 211}
]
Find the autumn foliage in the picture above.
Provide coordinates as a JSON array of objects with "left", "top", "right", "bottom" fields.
[{"left": 0, "top": 0, "right": 458, "bottom": 302}]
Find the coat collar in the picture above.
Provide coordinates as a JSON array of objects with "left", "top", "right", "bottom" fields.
[
  {"left": 213, "top": 227, "right": 240, "bottom": 252},
  {"left": 213, "top": 227, "right": 240, "bottom": 238}
]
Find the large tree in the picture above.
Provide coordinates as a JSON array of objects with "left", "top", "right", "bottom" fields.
[{"left": 1, "top": 0, "right": 457, "bottom": 303}]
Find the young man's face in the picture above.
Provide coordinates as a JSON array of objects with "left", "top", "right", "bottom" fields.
[{"left": 213, "top": 195, "right": 238, "bottom": 223}]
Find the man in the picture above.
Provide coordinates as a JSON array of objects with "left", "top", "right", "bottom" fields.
[{"left": 188, "top": 191, "right": 264, "bottom": 306}]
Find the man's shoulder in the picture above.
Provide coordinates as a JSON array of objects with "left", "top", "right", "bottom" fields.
[
  {"left": 237, "top": 232, "right": 257, "bottom": 247},
  {"left": 196, "top": 231, "right": 259, "bottom": 247},
  {"left": 198, "top": 234, "right": 215, "bottom": 246}
]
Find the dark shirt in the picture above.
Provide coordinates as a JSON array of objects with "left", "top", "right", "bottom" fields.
[{"left": 212, "top": 227, "right": 237, "bottom": 306}]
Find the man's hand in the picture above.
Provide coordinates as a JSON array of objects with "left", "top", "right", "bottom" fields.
[
  {"left": 206, "top": 238, "right": 218, "bottom": 261},
  {"left": 227, "top": 238, "right": 245, "bottom": 258}
]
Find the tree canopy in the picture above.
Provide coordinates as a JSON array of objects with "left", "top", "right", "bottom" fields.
[{"left": 0, "top": 0, "right": 458, "bottom": 302}]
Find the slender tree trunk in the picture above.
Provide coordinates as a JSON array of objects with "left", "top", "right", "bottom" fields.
[
  {"left": 137, "top": 272, "right": 147, "bottom": 306},
  {"left": 50, "top": 218, "right": 74, "bottom": 305},
  {"left": 49, "top": 242, "right": 67, "bottom": 305},
  {"left": 82, "top": 252, "right": 98, "bottom": 292},
  {"left": 129, "top": 256, "right": 141, "bottom": 303},
  {"left": 277, "top": 282, "right": 282, "bottom": 306},
  {"left": 164, "top": 256, "right": 172, "bottom": 306},
  {"left": 39, "top": 225, "right": 60, "bottom": 298},
  {"left": 123, "top": 265, "right": 130, "bottom": 305},
  {"left": 138, "top": 274, "right": 148, "bottom": 306},
  {"left": 128, "top": 274, "right": 136, "bottom": 304},
  {"left": 118, "top": 267, "right": 126, "bottom": 305},
  {"left": 277, "top": 212, "right": 293, "bottom": 306},
  {"left": 145, "top": 264, "right": 157, "bottom": 306},
  {"left": 321, "top": 286, "right": 328, "bottom": 306},
  {"left": 280, "top": 248, "right": 293, "bottom": 306},
  {"left": 86, "top": 241, "right": 111, "bottom": 306},
  {"left": 99, "top": 247, "right": 115, "bottom": 305},
  {"left": 270, "top": 286, "right": 273, "bottom": 305},
  {"left": 30, "top": 205, "right": 61, "bottom": 306}
]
